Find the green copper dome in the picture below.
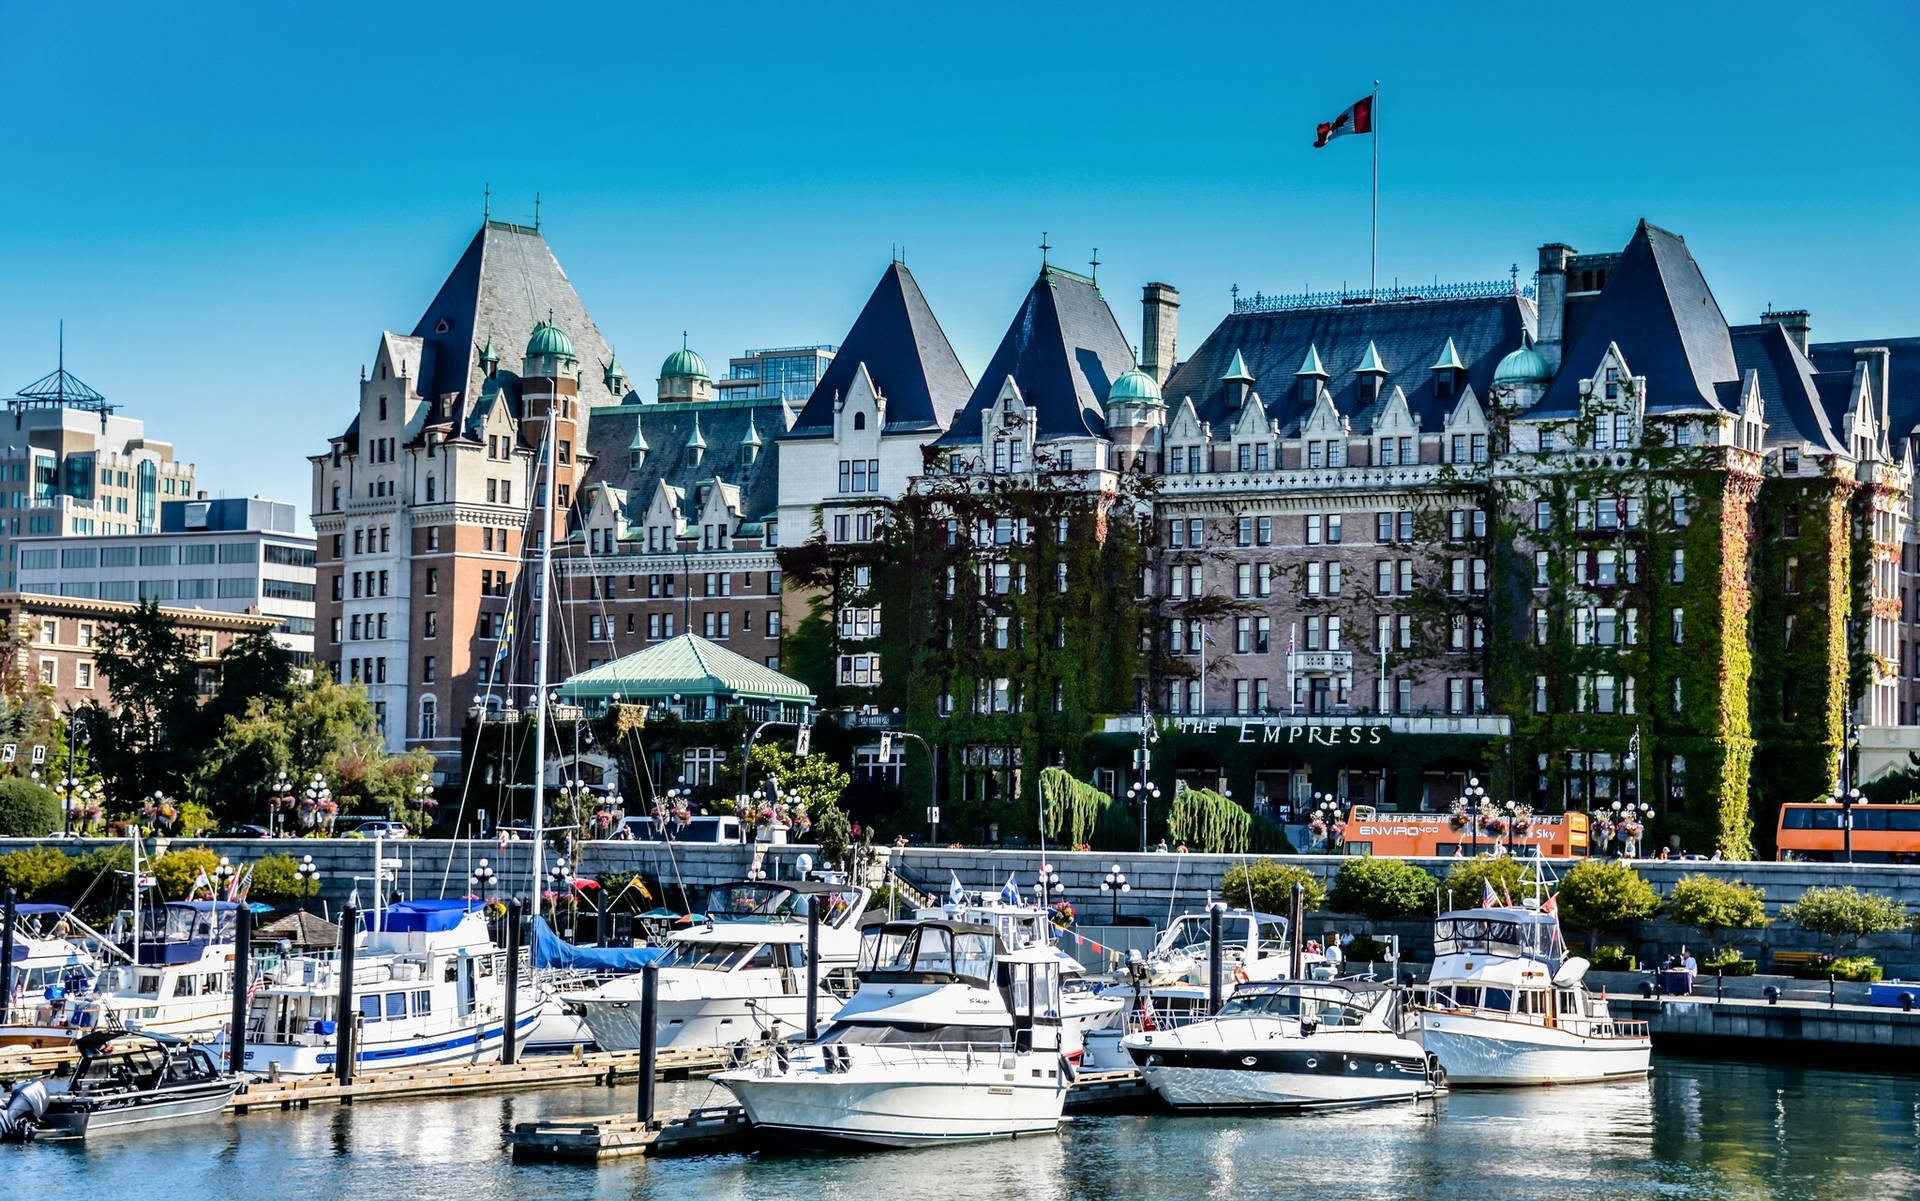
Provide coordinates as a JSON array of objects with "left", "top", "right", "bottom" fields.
[
  {"left": 1493, "top": 338, "right": 1552, "bottom": 386},
  {"left": 660, "top": 346, "right": 710, "bottom": 381},
  {"left": 526, "top": 318, "right": 576, "bottom": 361},
  {"left": 1107, "top": 366, "right": 1163, "bottom": 406}
]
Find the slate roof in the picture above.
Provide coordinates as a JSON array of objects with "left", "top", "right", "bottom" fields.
[
  {"left": 1163, "top": 294, "right": 1533, "bottom": 435},
  {"left": 786, "top": 263, "right": 973, "bottom": 438},
  {"left": 558, "top": 633, "right": 814, "bottom": 704},
  {"left": 579, "top": 398, "right": 786, "bottom": 525},
  {"left": 1729, "top": 322, "right": 1846, "bottom": 453},
  {"left": 1532, "top": 221, "right": 1738, "bottom": 418},
  {"left": 1811, "top": 336, "right": 1920, "bottom": 438},
  {"left": 935, "top": 267, "right": 1136, "bottom": 446},
  {"left": 407, "top": 221, "right": 623, "bottom": 426}
]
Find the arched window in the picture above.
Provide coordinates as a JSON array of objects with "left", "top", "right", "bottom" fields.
[
  {"left": 419, "top": 697, "right": 437, "bottom": 740},
  {"left": 853, "top": 411, "right": 867, "bottom": 431}
]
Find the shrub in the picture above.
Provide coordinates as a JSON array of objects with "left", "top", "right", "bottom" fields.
[
  {"left": 1343, "top": 934, "right": 1391, "bottom": 961},
  {"left": 1442, "top": 856, "right": 1537, "bottom": 911},
  {"left": 1589, "top": 945, "right": 1637, "bottom": 971},
  {"left": 1556, "top": 859, "right": 1661, "bottom": 945},
  {"left": 175, "top": 801, "right": 218, "bottom": 838},
  {"left": 1701, "top": 947, "right": 1757, "bottom": 976},
  {"left": 1219, "top": 861, "right": 1325, "bottom": 915},
  {"left": 1781, "top": 886, "right": 1910, "bottom": 959},
  {"left": 152, "top": 848, "right": 220, "bottom": 900},
  {"left": 244, "top": 853, "right": 308, "bottom": 903},
  {"left": 0, "top": 845, "right": 76, "bottom": 898},
  {"left": 1662, "top": 875, "right": 1769, "bottom": 956},
  {"left": 1327, "top": 857, "right": 1437, "bottom": 926},
  {"left": 0, "top": 779, "right": 62, "bottom": 838},
  {"left": 1794, "top": 955, "right": 1883, "bottom": 982}
]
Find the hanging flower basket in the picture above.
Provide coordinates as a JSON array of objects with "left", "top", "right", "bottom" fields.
[
  {"left": 1483, "top": 817, "right": 1510, "bottom": 837},
  {"left": 1307, "top": 818, "right": 1329, "bottom": 837},
  {"left": 1448, "top": 813, "right": 1470, "bottom": 832},
  {"left": 1050, "top": 900, "right": 1075, "bottom": 929}
]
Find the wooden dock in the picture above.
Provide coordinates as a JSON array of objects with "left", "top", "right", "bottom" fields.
[
  {"left": 507, "top": 1067, "right": 1156, "bottom": 1162},
  {"left": 0, "top": 1043, "right": 80, "bottom": 1084},
  {"left": 228, "top": 1044, "right": 749, "bottom": 1114}
]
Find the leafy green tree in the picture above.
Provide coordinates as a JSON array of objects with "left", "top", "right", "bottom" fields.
[
  {"left": 0, "top": 779, "right": 61, "bottom": 837},
  {"left": 1442, "top": 856, "right": 1538, "bottom": 911},
  {"left": 244, "top": 853, "right": 307, "bottom": 904},
  {"left": 1554, "top": 859, "right": 1662, "bottom": 949},
  {"left": 1781, "top": 886, "right": 1910, "bottom": 959},
  {"left": 1220, "top": 860, "right": 1325, "bottom": 914},
  {"left": 204, "top": 632, "right": 301, "bottom": 728},
  {"left": 1326, "top": 857, "right": 1438, "bottom": 928},
  {"left": 814, "top": 800, "right": 853, "bottom": 870},
  {"left": 1663, "top": 875, "right": 1770, "bottom": 956},
  {"left": 152, "top": 848, "right": 220, "bottom": 900},
  {"left": 740, "top": 742, "right": 850, "bottom": 817},
  {"left": 83, "top": 601, "right": 203, "bottom": 807},
  {"left": 0, "top": 845, "right": 75, "bottom": 897}
]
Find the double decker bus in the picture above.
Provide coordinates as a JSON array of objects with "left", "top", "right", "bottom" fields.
[
  {"left": 1339, "top": 807, "right": 1590, "bottom": 858},
  {"left": 1775, "top": 803, "right": 1920, "bottom": 863}
]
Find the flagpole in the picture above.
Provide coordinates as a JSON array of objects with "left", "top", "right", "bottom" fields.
[{"left": 1371, "top": 79, "right": 1380, "bottom": 300}]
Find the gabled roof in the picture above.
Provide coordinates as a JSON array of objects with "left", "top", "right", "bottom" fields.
[
  {"left": 558, "top": 633, "right": 814, "bottom": 704},
  {"left": 1730, "top": 322, "right": 1845, "bottom": 454},
  {"left": 936, "top": 266, "right": 1136, "bottom": 445},
  {"left": 578, "top": 399, "right": 787, "bottom": 527},
  {"left": 787, "top": 263, "right": 973, "bottom": 438},
  {"left": 1811, "top": 336, "right": 1920, "bottom": 439},
  {"left": 1532, "top": 221, "right": 1738, "bottom": 418},
  {"left": 407, "top": 221, "right": 622, "bottom": 419},
  {"left": 1163, "top": 294, "right": 1531, "bottom": 436}
]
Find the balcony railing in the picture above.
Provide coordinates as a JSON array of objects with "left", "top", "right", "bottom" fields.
[
  {"left": 1232, "top": 278, "right": 1533, "bottom": 313},
  {"left": 1286, "top": 650, "right": 1353, "bottom": 674}
]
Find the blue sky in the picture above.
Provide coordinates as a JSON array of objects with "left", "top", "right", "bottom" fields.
[{"left": 2, "top": 0, "right": 1916, "bottom": 514}]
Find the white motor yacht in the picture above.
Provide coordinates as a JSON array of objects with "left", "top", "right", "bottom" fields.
[
  {"left": 221, "top": 900, "right": 539, "bottom": 1075},
  {"left": 570, "top": 880, "right": 869, "bottom": 1052},
  {"left": 0, "top": 904, "right": 108, "bottom": 1049},
  {"left": 62, "top": 902, "right": 241, "bottom": 1041},
  {"left": 714, "top": 916, "right": 1072, "bottom": 1148},
  {"left": 918, "top": 896, "right": 1125, "bottom": 1060},
  {"left": 1414, "top": 905, "right": 1651, "bottom": 1086},
  {"left": 1125, "top": 980, "right": 1439, "bottom": 1111}
]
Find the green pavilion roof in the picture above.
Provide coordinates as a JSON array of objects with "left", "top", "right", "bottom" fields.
[{"left": 557, "top": 633, "right": 814, "bottom": 706}]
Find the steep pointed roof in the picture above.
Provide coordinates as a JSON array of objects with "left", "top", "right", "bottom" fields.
[
  {"left": 408, "top": 220, "right": 622, "bottom": 415},
  {"left": 1533, "top": 221, "right": 1738, "bottom": 417},
  {"left": 1355, "top": 342, "right": 1389, "bottom": 374},
  {"left": 687, "top": 413, "right": 707, "bottom": 450},
  {"left": 1222, "top": 349, "right": 1255, "bottom": 381},
  {"left": 1296, "top": 344, "right": 1329, "bottom": 377},
  {"left": 936, "top": 266, "right": 1136, "bottom": 445},
  {"left": 1811, "top": 336, "right": 1920, "bottom": 441},
  {"left": 788, "top": 262, "right": 973, "bottom": 438},
  {"left": 1430, "top": 337, "right": 1467, "bottom": 372},
  {"left": 1730, "top": 322, "right": 1845, "bottom": 454}
]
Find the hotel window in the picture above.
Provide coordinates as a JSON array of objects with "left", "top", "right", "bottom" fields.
[
  {"left": 1534, "top": 675, "right": 1549, "bottom": 714},
  {"left": 1306, "top": 514, "right": 1323, "bottom": 545},
  {"left": 1326, "top": 616, "right": 1342, "bottom": 650},
  {"left": 1255, "top": 617, "right": 1270, "bottom": 654},
  {"left": 1670, "top": 494, "right": 1689, "bottom": 526},
  {"left": 1534, "top": 500, "right": 1552, "bottom": 531},
  {"left": 1305, "top": 617, "right": 1322, "bottom": 651},
  {"left": 1239, "top": 563, "right": 1255, "bottom": 598},
  {"left": 1235, "top": 679, "right": 1251, "bottom": 715},
  {"left": 1256, "top": 444, "right": 1271, "bottom": 470},
  {"left": 1187, "top": 519, "right": 1204, "bottom": 546},
  {"left": 1378, "top": 437, "right": 1398, "bottom": 466},
  {"left": 1237, "top": 517, "right": 1253, "bottom": 546},
  {"left": 1308, "top": 441, "right": 1324, "bottom": 469},
  {"left": 1534, "top": 551, "right": 1550, "bottom": 587},
  {"left": 1448, "top": 678, "right": 1465, "bottom": 714},
  {"left": 1535, "top": 609, "right": 1549, "bottom": 646},
  {"left": 1785, "top": 557, "right": 1799, "bottom": 593},
  {"left": 1256, "top": 517, "right": 1272, "bottom": 545},
  {"left": 1376, "top": 560, "right": 1393, "bottom": 595},
  {"left": 1236, "top": 618, "right": 1252, "bottom": 654},
  {"left": 1398, "top": 560, "right": 1414, "bottom": 594},
  {"left": 1257, "top": 563, "right": 1273, "bottom": 598},
  {"left": 1305, "top": 563, "right": 1321, "bottom": 596},
  {"left": 1327, "top": 562, "right": 1343, "bottom": 596},
  {"left": 1604, "top": 367, "right": 1619, "bottom": 400},
  {"left": 1671, "top": 608, "right": 1685, "bottom": 645}
]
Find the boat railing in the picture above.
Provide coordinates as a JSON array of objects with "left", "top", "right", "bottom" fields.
[{"left": 774, "top": 1039, "right": 1021, "bottom": 1073}]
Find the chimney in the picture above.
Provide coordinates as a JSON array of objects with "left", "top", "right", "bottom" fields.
[
  {"left": 1761, "top": 308, "right": 1812, "bottom": 355},
  {"left": 1535, "top": 243, "right": 1574, "bottom": 373},
  {"left": 1855, "top": 346, "right": 1892, "bottom": 439},
  {"left": 1141, "top": 283, "right": 1180, "bottom": 386}
]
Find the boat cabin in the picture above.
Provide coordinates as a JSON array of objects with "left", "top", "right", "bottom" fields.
[
  {"left": 1153, "top": 910, "right": 1291, "bottom": 963},
  {"left": 1431, "top": 907, "right": 1566, "bottom": 967},
  {"left": 701, "top": 881, "right": 865, "bottom": 928},
  {"left": 1215, "top": 981, "right": 1396, "bottom": 1029}
]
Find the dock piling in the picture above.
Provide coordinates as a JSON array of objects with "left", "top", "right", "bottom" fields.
[
  {"left": 1, "top": 888, "right": 15, "bottom": 1022},
  {"left": 1288, "top": 881, "right": 1305, "bottom": 981},
  {"left": 805, "top": 894, "right": 820, "bottom": 1041},
  {"left": 637, "top": 962, "right": 659, "bottom": 1126},
  {"left": 335, "top": 904, "right": 358, "bottom": 1085},
  {"left": 229, "top": 901, "right": 252, "bottom": 1073},
  {"left": 503, "top": 898, "right": 522, "bottom": 1065},
  {"left": 1208, "top": 903, "right": 1223, "bottom": 1015}
]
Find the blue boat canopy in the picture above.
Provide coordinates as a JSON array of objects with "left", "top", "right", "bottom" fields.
[
  {"left": 374, "top": 900, "right": 480, "bottom": 934},
  {"left": 530, "top": 915, "right": 667, "bottom": 972}
]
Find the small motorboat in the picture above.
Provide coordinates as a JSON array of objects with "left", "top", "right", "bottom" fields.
[
  {"left": 1124, "top": 980, "right": 1440, "bottom": 1111},
  {"left": 0, "top": 1030, "right": 239, "bottom": 1141},
  {"left": 0, "top": 904, "right": 107, "bottom": 1049}
]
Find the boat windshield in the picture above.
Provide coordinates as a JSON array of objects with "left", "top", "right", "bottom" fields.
[
  {"left": 162, "top": 905, "right": 234, "bottom": 944},
  {"left": 1433, "top": 915, "right": 1566, "bottom": 963},
  {"left": 1217, "top": 988, "right": 1374, "bottom": 1027},
  {"left": 75, "top": 1044, "right": 167, "bottom": 1091},
  {"left": 857, "top": 925, "right": 997, "bottom": 982},
  {"left": 655, "top": 941, "right": 759, "bottom": 972}
]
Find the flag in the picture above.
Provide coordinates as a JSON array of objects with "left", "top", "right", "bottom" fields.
[
  {"left": 1001, "top": 873, "right": 1021, "bottom": 906},
  {"left": 192, "top": 868, "right": 212, "bottom": 901},
  {"left": 1314, "top": 94, "right": 1375, "bottom": 147},
  {"left": 235, "top": 865, "right": 254, "bottom": 902},
  {"left": 949, "top": 872, "right": 965, "bottom": 906},
  {"left": 496, "top": 607, "right": 515, "bottom": 661},
  {"left": 1481, "top": 880, "right": 1498, "bottom": 908},
  {"left": 1541, "top": 893, "right": 1558, "bottom": 919},
  {"left": 1501, "top": 885, "right": 1514, "bottom": 908}
]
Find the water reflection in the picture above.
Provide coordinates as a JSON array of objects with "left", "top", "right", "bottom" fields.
[{"left": 10, "top": 1060, "right": 1916, "bottom": 1201}]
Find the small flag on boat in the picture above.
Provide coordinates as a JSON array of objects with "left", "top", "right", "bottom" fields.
[
  {"left": 1501, "top": 884, "right": 1514, "bottom": 908},
  {"left": 496, "top": 606, "right": 515, "bottom": 661},
  {"left": 1541, "top": 893, "right": 1558, "bottom": 919},
  {"left": 1001, "top": 873, "right": 1021, "bottom": 906},
  {"left": 1481, "top": 880, "right": 1498, "bottom": 908},
  {"left": 192, "top": 868, "right": 213, "bottom": 900},
  {"left": 949, "top": 872, "right": 965, "bottom": 906}
]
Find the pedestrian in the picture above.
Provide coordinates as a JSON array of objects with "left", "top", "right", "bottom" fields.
[
  {"left": 1681, "top": 946, "right": 1697, "bottom": 975},
  {"left": 1658, "top": 846, "right": 1670, "bottom": 861},
  {"left": 1710, "top": 848, "right": 1722, "bottom": 862},
  {"left": 1452, "top": 846, "right": 1464, "bottom": 859},
  {"left": 1156, "top": 839, "right": 1169, "bottom": 853}
]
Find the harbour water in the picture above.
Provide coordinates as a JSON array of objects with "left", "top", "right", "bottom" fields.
[{"left": 18, "top": 1058, "right": 1919, "bottom": 1200}]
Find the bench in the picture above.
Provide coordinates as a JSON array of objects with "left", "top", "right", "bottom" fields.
[{"left": 1769, "top": 950, "right": 1823, "bottom": 971}]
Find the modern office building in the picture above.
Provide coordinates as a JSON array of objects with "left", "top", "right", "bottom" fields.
[
  {"left": 715, "top": 345, "right": 836, "bottom": 404},
  {"left": 15, "top": 497, "right": 316, "bottom": 655}
]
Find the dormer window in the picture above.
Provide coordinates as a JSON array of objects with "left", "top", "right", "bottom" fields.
[
  {"left": 853, "top": 412, "right": 867, "bottom": 431},
  {"left": 686, "top": 444, "right": 703, "bottom": 468},
  {"left": 1435, "top": 372, "right": 1455, "bottom": 399},
  {"left": 1604, "top": 367, "right": 1620, "bottom": 400},
  {"left": 1784, "top": 446, "right": 1800, "bottom": 473},
  {"left": 1360, "top": 375, "right": 1382, "bottom": 404},
  {"left": 378, "top": 396, "right": 388, "bottom": 422}
]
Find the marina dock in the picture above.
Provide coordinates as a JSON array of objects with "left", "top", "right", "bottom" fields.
[
  {"left": 1611, "top": 993, "right": 1920, "bottom": 1066},
  {"left": 506, "top": 1067, "right": 1159, "bottom": 1162}
]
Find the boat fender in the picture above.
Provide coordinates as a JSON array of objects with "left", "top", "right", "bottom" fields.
[
  {"left": 1232, "top": 967, "right": 1250, "bottom": 985},
  {"left": 0, "top": 1080, "right": 50, "bottom": 1141}
]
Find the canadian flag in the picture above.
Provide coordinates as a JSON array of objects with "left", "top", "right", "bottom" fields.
[{"left": 1314, "top": 95, "right": 1375, "bottom": 147}]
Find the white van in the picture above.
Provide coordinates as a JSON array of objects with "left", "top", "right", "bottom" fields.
[{"left": 672, "top": 816, "right": 745, "bottom": 844}]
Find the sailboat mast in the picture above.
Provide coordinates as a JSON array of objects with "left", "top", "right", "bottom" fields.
[{"left": 530, "top": 418, "right": 555, "bottom": 902}]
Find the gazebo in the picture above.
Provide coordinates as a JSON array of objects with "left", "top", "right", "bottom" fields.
[{"left": 557, "top": 632, "right": 814, "bottom": 724}]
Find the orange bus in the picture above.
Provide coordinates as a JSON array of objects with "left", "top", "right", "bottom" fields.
[
  {"left": 1775, "top": 803, "right": 1920, "bottom": 863},
  {"left": 1339, "top": 807, "right": 1591, "bottom": 858}
]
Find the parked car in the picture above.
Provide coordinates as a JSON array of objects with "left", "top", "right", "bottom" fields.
[
  {"left": 212, "top": 824, "right": 272, "bottom": 839},
  {"left": 612, "top": 816, "right": 666, "bottom": 842},
  {"left": 672, "top": 816, "right": 745, "bottom": 844},
  {"left": 339, "top": 818, "right": 410, "bottom": 840}
]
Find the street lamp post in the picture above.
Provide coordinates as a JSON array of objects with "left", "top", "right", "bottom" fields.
[
  {"left": 890, "top": 730, "right": 940, "bottom": 847},
  {"left": 1836, "top": 787, "right": 1863, "bottom": 864},
  {"left": 1037, "top": 862, "right": 1063, "bottom": 909},
  {"left": 1609, "top": 800, "right": 1642, "bottom": 859},
  {"left": 269, "top": 771, "right": 293, "bottom": 838},
  {"left": 213, "top": 856, "right": 235, "bottom": 899},
  {"left": 548, "top": 856, "right": 573, "bottom": 937},
  {"left": 1462, "top": 777, "right": 1488, "bottom": 855},
  {"left": 60, "top": 707, "right": 90, "bottom": 839},
  {"left": 1503, "top": 800, "right": 1519, "bottom": 855},
  {"left": 1101, "top": 865, "right": 1130, "bottom": 924},
  {"left": 1311, "top": 792, "right": 1343, "bottom": 855},
  {"left": 1129, "top": 694, "right": 1159, "bottom": 852},
  {"left": 295, "top": 854, "right": 320, "bottom": 914}
]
